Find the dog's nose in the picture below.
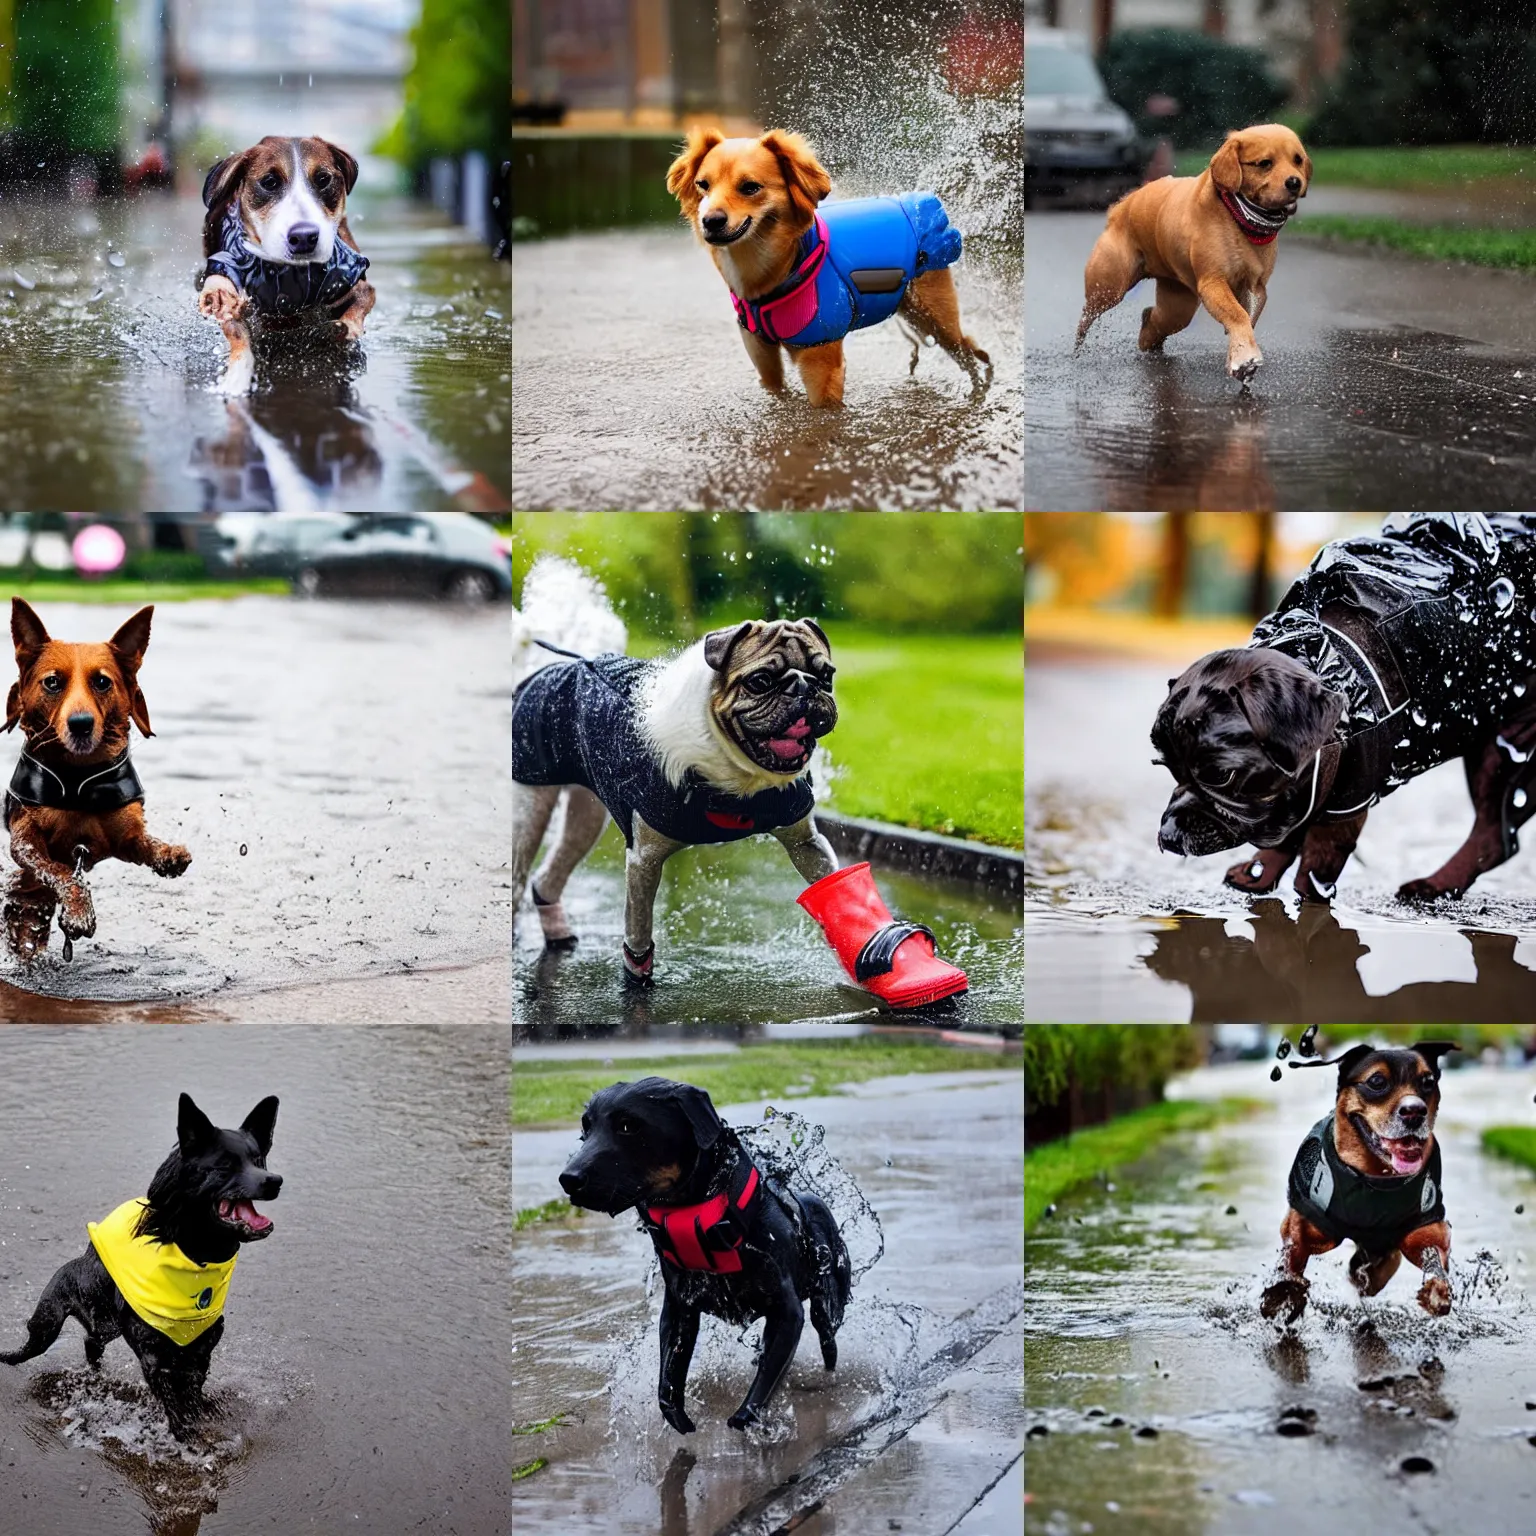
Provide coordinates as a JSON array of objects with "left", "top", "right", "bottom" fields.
[
  {"left": 559, "top": 1170, "right": 585, "bottom": 1196},
  {"left": 288, "top": 223, "right": 320, "bottom": 256},
  {"left": 67, "top": 711, "right": 95, "bottom": 738},
  {"left": 262, "top": 1173, "right": 283, "bottom": 1197},
  {"left": 1285, "top": 176, "right": 1302, "bottom": 193},
  {"left": 1158, "top": 816, "right": 1186, "bottom": 855},
  {"left": 1398, "top": 1097, "right": 1427, "bottom": 1127},
  {"left": 701, "top": 210, "right": 728, "bottom": 235}
]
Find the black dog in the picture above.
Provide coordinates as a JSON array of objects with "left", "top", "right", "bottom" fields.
[
  {"left": 1154, "top": 514, "right": 1536, "bottom": 902},
  {"left": 559, "top": 1077, "right": 851, "bottom": 1433},
  {"left": 1, "top": 1093, "right": 281, "bottom": 1439}
]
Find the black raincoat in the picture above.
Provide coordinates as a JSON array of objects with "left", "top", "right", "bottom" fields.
[
  {"left": 205, "top": 206, "right": 369, "bottom": 319},
  {"left": 1287, "top": 1115, "right": 1444, "bottom": 1255},
  {"left": 511, "top": 655, "right": 816, "bottom": 847},
  {"left": 1251, "top": 513, "right": 1536, "bottom": 819}
]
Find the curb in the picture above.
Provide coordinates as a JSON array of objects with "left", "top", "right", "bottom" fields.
[{"left": 813, "top": 812, "right": 1022, "bottom": 900}]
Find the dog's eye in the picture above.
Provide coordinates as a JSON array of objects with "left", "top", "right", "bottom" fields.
[
  {"left": 1365, "top": 1073, "right": 1388, "bottom": 1091},
  {"left": 695, "top": 178, "right": 710, "bottom": 192},
  {"left": 615, "top": 1116, "right": 635, "bottom": 1136},
  {"left": 1256, "top": 159, "right": 1273, "bottom": 171},
  {"left": 91, "top": 674, "right": 112, "bottom": 693},
  {"left": 313, "top": 170, "right": 332, "bottom": 188},
  {"left": 744, "top": 671, "right": 777, "bottom": 695},
  {"left": 41, "top": 674, "right": 62, "bottom": 694},
  {"left": 739, "top": 180, "right": 762, "bottom": 196},
  {"left": 1197, "top": 766, "right": 1236, "bottom": 788},
  {"left": 258, "top": 171, "right": 283, "bottom": 192}
]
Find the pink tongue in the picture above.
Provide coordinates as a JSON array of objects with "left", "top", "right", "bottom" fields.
[
  {"left": 1388, "top": 1143, "right": 1424, "bottom": 1174},
  {"left": 232, "top": 1199, "right": 272, "bottom": 1232},
  {"left": 767, "top": 737, "right": 807, "bottom": 760}
]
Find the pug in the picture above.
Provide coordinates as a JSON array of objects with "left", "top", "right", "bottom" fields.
[{"left": 512, "top": 556, "right": 838, "bottom": 985}]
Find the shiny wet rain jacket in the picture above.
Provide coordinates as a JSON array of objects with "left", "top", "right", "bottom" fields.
[
  {"left": 1250, "top": 513, "right": 1536, "bottom": 820},
  {"left": 205, "top": 205, "right": 369, "bottom": 319}
]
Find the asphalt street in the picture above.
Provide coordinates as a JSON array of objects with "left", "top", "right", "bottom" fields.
[{"left": 1027, "top": 210, "right": 1536, "bottom": 510}]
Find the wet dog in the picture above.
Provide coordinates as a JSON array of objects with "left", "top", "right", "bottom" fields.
[
  {"left": 1261, "top": 1043, "right": 1456, "bottom": 1325},
  {"left": 512, "top": 555, "right": 839, "bottom": 986},
  {"left": 197, "top": 135, "right": 375, "bottom": 395},
  {"left": 1, "top": 1093, "right": 281, "bottom": 1439},
  {"left": 559, "top": 1077, "right": 851, "bottom": 1432},
  {"left": 3, "top": 599, "right": 190, "bottom": 960},
  {"left": 1076, "top": 123, "right": 1310, "bottom": 384}
]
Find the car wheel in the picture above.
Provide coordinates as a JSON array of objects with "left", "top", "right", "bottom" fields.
[
  {"left": 296, "top": 566, "right": 323, "bottom": 597},
  {"left": 445, "top": 569, "right": 496, "bottom": 604}
]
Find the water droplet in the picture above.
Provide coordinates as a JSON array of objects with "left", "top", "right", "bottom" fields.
[
  {"left": 239, "top": 843, "right": 248, "bottom": 856},
  {"left": 106, "top": 252, "right": 125, "bottom": 268},
  {"left": 1412, "top": 709, "right": 1427, "bottom": 727},
  {"left": 12, "top": 270, "right": 35, "bottom": 290},
  {"left": 1459, "top": 608, "right": 1474, "bottom": 623},
  {"left": 1500, "top": 735, "right": 1532, "bottom": 763},
  {"left": 1396, "top": 738, "right": 1411, "bottom": 750},
  {"left": 1518, "top": 683, "right": 1528, "bottom": 697},
  {"left": 1270, "top": 1065, "right": 1283, "bottom": 1082},
  {"left": 1515, "top": 790, "right": 1528, "bottom": 810},
  {"left": 1298, "top": 1024, "right": 1319, "bottom": 1057},
  {"left": 1492, "top": 577, "right": 1516, "bottom": 613},
  {"left": 1276, "top": 1038, "right": 1292, "bottom": 1060}
]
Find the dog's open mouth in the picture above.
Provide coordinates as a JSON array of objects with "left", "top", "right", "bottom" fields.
[
  {"left": 1354, "top": 1117, "right": 1429, "bottom": 1176},
  {"left": 705, "top": 216, "right": 752, "bottom": 247},
  {"left": 217, "top": 1197, "right": 273, "bottom": 1238},
  {"left": 754, "top": 717, "right": 814, "bottom": 770}
]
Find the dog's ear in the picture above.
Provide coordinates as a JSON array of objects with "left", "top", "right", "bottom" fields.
[
  {"left": 1229, "top": 668, "right": 1344, "bottom": 776},
  {"left": 797, "top": 618, "right": 832, "bottom": 653},
  {"left": 669, "top": 1083, "right": 723, "bottom": 1150},
  {"left": 110, "top": 606, "right": 154, "bottom": 737},
  {"left": 1209, "top": 133, "right": 1244, "bottom": 193},
  {"left": 242, "top": 1095, "right": 280, "bottom": 1156},
  {"left": 11, "top": 597, "right": 49, "bottom": 667},
  {"left": 1299, "top": 147, "right": 1313, "bottom": 192},
  {"left": 760, "top": 130, "right": 831, "bottom": 225},
  {"left": 3, "top": 683, "right": 18, "bottom": 733},
  {"left": 319, "top": 140, "right": 359, "bottom": 194},
  {"left": 703, "top": 620, "right": 758, "bottom": 672},
  {"left": 202, "top": 150, "right": 252, "bottom": 211},
  {"left": 177, "top": 1092, "right": 218, "bottom": 1157},
  {"left": 1412, "top": 1041, "right": 1460, "bottom": 1076},
  {"left": 1332, "top": 1044, "right": 1376, "bottom": 1092},
  {"left": 665, "top": 126, "right": 724, "bottom": 214}
]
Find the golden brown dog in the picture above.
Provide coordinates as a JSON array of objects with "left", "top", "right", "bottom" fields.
[
  {"left": 2, "top": 600, "right": 190, "bottom": 959},
  {"left": 1075, "top": 124, "right": 1311, "bottom": 384},
  {"left": 665, "top": 127, "right": 990, "bottom": 407}
]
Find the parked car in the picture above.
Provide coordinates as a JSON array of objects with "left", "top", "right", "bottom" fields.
[
  {"left": 1025, "top": 28, "right": 1146, "bottom": 210},
  {"left": 212, "top": 513, "right": 357, "bottom": 577},
  {"left": 296, "top": 514, "right": 511, "bottom": 602}
]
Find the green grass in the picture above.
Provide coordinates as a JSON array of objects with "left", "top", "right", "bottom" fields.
[
  {"left": 1175, "top": 144, "right": 1535, "bottom": 189},
  {"left": 1297, "top": 214, "right": 1536, "bottom": 271},
  {"left": 514, "top": 1037, "right": 1020, "bottom": 1127},
  {"left": 515, "top": 1197, "right": 587, "bottom": 1231},
  {"left": 1025, "top": 1098, "right": 1261, "bottom": 1233},
  {"left": 1481, "top": 1126, "right": 1536, "bottom": 1171},
  {"left": 512, "top": 1413, "right": 571, "bottom": 1436},
  {"left": 5, "top": 579, "right": 291, "bottom": 604}
]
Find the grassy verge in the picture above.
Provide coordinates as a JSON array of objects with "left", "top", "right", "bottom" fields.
[
  {"left": 1481, "top": 1126, "right": 1536, "bottom": 1171},
  {"left": 1025, "top": 1097, "right": 1262, "bottom": 1233},
  {"left": 1175, "top": 144, "right": 1534, "bottom": 189},
  {"left": 1297, "top": 215, "right": 1536, "bottom": 272},
  {"left": 6, "top": 579, "right": 291, "bottom": 604},
  {"left": 514, "top": 1037, "right": 1020, "bottom": 1128}
]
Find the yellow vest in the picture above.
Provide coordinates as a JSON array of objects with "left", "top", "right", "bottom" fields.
[{"left": 87, "top": 1199, "right": 236, "bottom": 1346}]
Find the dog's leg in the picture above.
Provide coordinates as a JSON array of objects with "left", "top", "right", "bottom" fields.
[
  {"left": 1138, "top": 277, "right": 1200, "bottom": 353},
  {"left": 512, "top": 783, "right": 561, "bottom": 932},
  {"left": 0, "top": 1266, "right": 77, "bottom": 1364},
  {"left": 1224, "top": 828, "right": 1304, "bottom": 894},
  {"left": 623, "top": 820, "right": 683, "bottom": 986},
  {"left": 529, "top": 785, "right": 606, "bottom": 948},
  {"left": 113, "top": 818, "right": 192, "bottom": 880},
  {"left": 1399, "top": 1222, "right": 1452, "bottom": 1316},
  {"left": 770, "top": 814, "right": 837, "bottom": 884},
  {"left": 900, "top": 270, "right": 993, "bottom": 397},
  {"left": 728, "top": 1290, "right": 804, "bottom": 1430},
  {"left": 792, "top": 340, "right": 846, "bottom": 408},
  {"left": 1076, "top": 222, "right": 1143, "bottom": 350},
  {"left": 332, "top": 279, "right": 376, "bottom": 343},
  {"left": 3, "top": 871, "right": 55, "bottom": 959},
  {"left": 1260, "top": 1208, "right": 1337, "bottom": 1323},
  {"left": 200, "top": 275, "right": 255, "bottom": 396},
  {"left": 1195, "top": 274, "right": 1264, "bottom": 383},
  {"left": 1292, "top": 812, "right": 1368, "bottom": 903},
  {"left": 740, "top": 330, "right": 786, "bottom": 394},
  {"left": 1348, "top": 1244, "right": 1402, "bottom": 1297},
  {"left": 657, "top": 1288, "right": 700, "bottom": 1435},
  {"left": 8, "top": 826, "right": 93, "bottom": 941}
]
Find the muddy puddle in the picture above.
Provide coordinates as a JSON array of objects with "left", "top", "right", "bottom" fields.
[
  {"left": 0, "top": 1015, "right": 507, "bottom": 1534},
  {"left": 0, "top": 596, "right": 509, "bottom": 1016},
  {"left": 0, "top": 191, "right": 508, "bottom": 512},
  {"left": 514, "top": 830, "right": 1021, "bottom": 1037},
  {"left": 1026, "top": 1060, "right": 1536, "bottom": 1534},
  {"left": 1027, "top": 655, "right": 1536, "bottom": 1021},
  {"left": 512, "top": 1074, "right": 1023, "bottom": 1533}
]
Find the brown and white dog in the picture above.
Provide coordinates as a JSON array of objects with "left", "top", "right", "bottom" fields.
[{"left": 197, "top": 136, "right": 375, "bottom": 396}]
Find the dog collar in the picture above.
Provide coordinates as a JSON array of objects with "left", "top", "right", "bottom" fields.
[
  {"left": 6, "top": 748, "right": 144, "bottom": 815},
  {"left": 731, "top": 216, "right": 830, "bottom": 345},
  {"left": 1216, "top": 186, "right": 1287, "bottom": 246},
  {"left": 641, "top": 1150, "right": 761, "bottom": 1274},
  {"left": 204, "top": 205, "right": 369, "bottom": 319}
]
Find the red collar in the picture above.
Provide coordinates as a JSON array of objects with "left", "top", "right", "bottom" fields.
[
  {"left": 643, "top": 1152, "right": 761, "bottom": 1274},
  {"left": 1216, "top": 186, "right": 1286, "bottom": 246}
]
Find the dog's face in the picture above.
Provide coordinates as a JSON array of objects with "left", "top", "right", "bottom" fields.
[
  {"left": 560, "top": 1078, "right": 724, "bottom": 1216},
  {"left": 666, "top": 128, "right": 831, "bottom": 253},
  {"left": 5, "top": 599, "right": 154, "bottom": 759},
  {"left": 703, "top": 618, "right": 838, "bottom": 775},
  {"left": 202, "top": 136, "right": 360, "bottom": 264},
  {"left": 1331, "top": 1043, "right": 1457, "bottom": 1178},
  {"left": 1153, "top": 648, "right": 1344, "bottom": 855},
  {"left": 1209, "top": 124, "right": 1311, "bottom": 216},
  {"left": 144, "top": 1093, "right": 282, "bottom": 1247}
]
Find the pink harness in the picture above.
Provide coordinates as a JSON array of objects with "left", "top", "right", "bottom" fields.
[
  {"left": 730, "top": 217, "right": 829, "bottom": 346},
  {"left": 645, "top": 1160, "right": 761, "bottom": 1274}
]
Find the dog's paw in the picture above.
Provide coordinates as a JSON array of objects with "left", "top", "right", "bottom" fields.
[
  {"left": 1136, "top": 306, "right": 1166, "bottom": 352},
  {"left": 4, "top": 898, "right": 51, "bottom": 961},
  {"left": 622, "top": 941, "right": 655, "bottom": 989},
  {"left": 1229, "top": 350, "right": 1263, "bottom": 384},
  {"left": 1417, "top": 1276, "right": 1452, "bottom": 1317},
  {"left": 1260, "top": 1277, "right": 1309, "bottom": 1325},
  {"left": 212, "top": 352, "right": 256, "bottom": 397},
  {"left": 333, "top": 313, "right": 367, "bottom": 343},
  {"left": 1224, "top": 856, "right": 1282, "bottom": 893},
  {"left": 1397, "top": 877, "right": 1461, "bottom": 904},
  {"left": 153, "top": 844, "right": 192, "bottom": 879},
  {"left": 727, "top": 1404, "right": 763, "bottom": 1432},
  {"left": 59, "top": 884, "right": 96, "bottom": 940},
  {"left": 198, "top": 279, "right": 248, "bottom": 324},
  {"left": 659, "top": 1398, "right": 696, "bottom": 1435}
]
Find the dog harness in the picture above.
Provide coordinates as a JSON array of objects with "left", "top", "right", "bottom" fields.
[
  {"left": 88, "top": 1199, "right": 236, "bottom": 1346},
  {"left": 641, "top": 1152, "right": 762, "bottom": 1274},
  {"left": 730, "top": 192, "right": 962, "bottom": 348},
  {"left": 204, "top": 205, "right": 369, "bottom": 319},
  {"left": 4, "top": 748, "right": 144, "bottom": 829},
  {"left": 512, "top": 651, "right": 816, "bottom": 847},
  {"left": 1216, "top": 186, "right": 1288, "bottom": 246},
  {"left": 1287, "top": 1116, "right": 1444, "bottom": 1256}
]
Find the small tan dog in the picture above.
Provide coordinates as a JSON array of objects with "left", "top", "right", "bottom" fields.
[{"left": 1075, "top": 124, "right": 1311, "bottom": 384}]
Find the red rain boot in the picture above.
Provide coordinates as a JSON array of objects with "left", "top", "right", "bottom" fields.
[{"left": 797, "top": 862, "right": 968, "bottom": 1009}]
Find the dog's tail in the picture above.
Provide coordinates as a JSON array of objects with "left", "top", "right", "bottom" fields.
[{"left": 512, "top": 555, "right": 627, "bottom": 690}]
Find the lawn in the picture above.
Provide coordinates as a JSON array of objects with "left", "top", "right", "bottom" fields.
[
  {"left": 1025, "top": 1097, "right": 1262, "bottom": 1233},
  {"left": 5, "top": 579, "right": 291, "bottom": 604},
  {"left": 1297, "top": 215, "right": 1536, "bottom": 273},
  {"left": 1175, "top": 144, "right": 1534, "bottom": 190},
  {"left": 1481, "top": 1125, "right": 1536, "bottom": 1172}
]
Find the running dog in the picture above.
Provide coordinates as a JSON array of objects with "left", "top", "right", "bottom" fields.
[
  {"left": 559, "top": 1076, "right": 851, "bottom": 1432},
  {"left": 197, "top": 135, "right": 375, "bottom": 395},
  {"left": 1076, "top": 123, "right": 1310, "bottom": 384},
  {"left": 3, "top": 599, "right": 190, "bottom": 960},
  {"left": 1261, "top": 1043, "right": 1456, "bottom": 1324},
  {"left": 1, "top": 1093, "right": 282, "bottom": 1439}
]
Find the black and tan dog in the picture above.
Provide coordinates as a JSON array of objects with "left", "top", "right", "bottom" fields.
[
  {"left": 1261, "top": 1042, "right": 1457, "bottom": 1325},
  {"left": 559, "top": 1077, "right": 851, "bottom": 1433}
]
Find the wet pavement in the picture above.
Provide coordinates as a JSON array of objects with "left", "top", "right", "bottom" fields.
[
  {"left": 1026, "top": 653, "right": 1536, "bottom": 1022},
  {"left": 0, "top": 596, "right": 509, "bottom": 1018},
  {"left": 512, "top": 1072, "right": 1023, "bottom": 1534},
  {"left": 1026, "top": 210, "right": 1536, "bottom": 511},
  {"left": 1025, "top": 1059, "right": 1536, "bottom": 1535},
  {"left": 513, "top": 830, "right": 1023, "bottom": 1036},
  {"left": 0, "top": 190, "right": 509, "bottom": 512},
  {"left": 0, "top": 1014, "right": 507, "bottom": 1535}
]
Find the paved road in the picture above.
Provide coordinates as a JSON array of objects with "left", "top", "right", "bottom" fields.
[{"left": 1027, "top": 210, "right": 1536, "bottom": 510}]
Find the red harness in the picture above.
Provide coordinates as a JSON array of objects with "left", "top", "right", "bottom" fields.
[
  {"left": 644, "top": 1156, "right": 761, "bottom": 1274},
  {"left": 1216, "top": 186, "right": 1284, "bottom": 247}
]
